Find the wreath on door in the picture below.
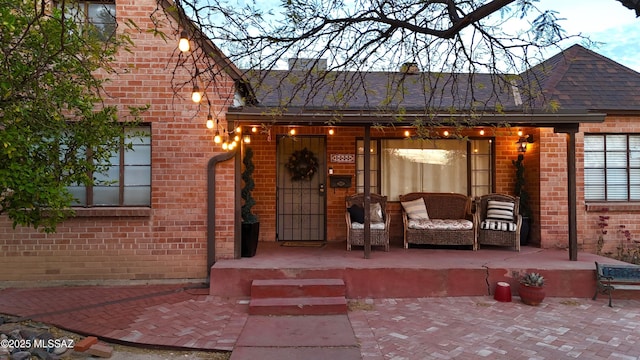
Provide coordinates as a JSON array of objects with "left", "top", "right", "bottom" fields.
[{"left": 285, "top": 148, "right": 319, "bottom": 181}]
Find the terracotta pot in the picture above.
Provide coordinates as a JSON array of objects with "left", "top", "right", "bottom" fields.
[{"left": 518, "top": 284, "right": 545, "bottom": 306}]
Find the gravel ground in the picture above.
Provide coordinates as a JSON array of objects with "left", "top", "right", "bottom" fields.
[{"left": 0, "top": 316, "right": 230, "bottom": 360}]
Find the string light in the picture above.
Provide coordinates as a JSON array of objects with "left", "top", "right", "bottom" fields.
[
  {"left": 178, "top": 30, "right": 190, "bottom": 52},
  {"left": 191, "top": 84, "right": 202, "bottom": 103}
]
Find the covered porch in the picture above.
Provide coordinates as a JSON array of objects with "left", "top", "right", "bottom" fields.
[{"left": 209, "top": 241, "right": 632, "bottom": 300}]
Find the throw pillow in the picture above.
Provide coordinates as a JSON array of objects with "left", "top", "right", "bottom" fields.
[
  {"left": 348, "top": 204, "right": 365, "bottom": 224},
  {"left": 401, "top": 198, "right": 429, "bottom": 220},
  {"left": 370, "top": 202, "right": 384, "bottom": 223},
  {"left": 487, "top": 200, "right": 515, "bottom": 221}
]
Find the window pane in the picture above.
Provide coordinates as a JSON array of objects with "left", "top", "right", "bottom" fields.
[
  {"left": 93, "top": 186, "right": 119, "bottom": 205},
  {"left": 125, "top": 146, "right": 151, "bottom": 165},
  {"left": 584, "top": 135, "right": 604, "bottom": 151},
  {"left": 69, "top": 186, "right": 86, "bottom": 206},
  {"left": 606, "top": 152, "right": 627, "bottom": 167},
  {"left": 584, "top": 168, "right": 605, "bottom": 185},
  {"left": 606, "top": 135, "right": 627, "bottom": 150},
  {"left": 124, "top": 166, "right": 151, "bottom": 186},
  {"left": 87, "top": 3, "right": 116, "bottom": 39},
  {"left": 584, "top": 151, "right": 604, "bottom": 167},
  {"left": 123, "top": 187, "right": 150, "bottom": 206},
  {"left": 585, "top": 185, "right": 605, "bottom": 200},
  {"left": 94, "top": 165, "right": 120, "bottom": 184}
]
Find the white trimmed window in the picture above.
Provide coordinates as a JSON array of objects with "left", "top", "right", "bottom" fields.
[{"left": 584, "top": 134, "right": 640, "bottom": 201}]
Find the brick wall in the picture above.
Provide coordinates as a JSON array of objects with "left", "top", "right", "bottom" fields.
[
  {"left": 579, "top": 116, "right": 640, "bottom": 255},
  {"left": 0, "top": 0, "right": 237, "bottom": 284}
]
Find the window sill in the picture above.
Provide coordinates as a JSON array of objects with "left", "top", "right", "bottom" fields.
[
  {"left": 585, "top": 202, "right": 640, "bottom": 212},
  {"left": 71, "top": 207, "right": 151, "bottom": 217}
]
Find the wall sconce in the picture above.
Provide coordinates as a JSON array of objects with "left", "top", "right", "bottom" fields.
[
  {"left": 178, "top": 30, "right": 190, "bottom": 52},
  {"left": 516, "top": 134, "right": 534, "bottom": 152}
]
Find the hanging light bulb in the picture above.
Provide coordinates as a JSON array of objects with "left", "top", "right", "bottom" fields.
[
  {"left": 251, "top": 126, "right": 258, "bottom": 133},
  {"left": 443, "top": 130, "right": 449, "bottom": 137},
  {"left": 191, "top": 84, "right": 202, "bottom": 103},
  {"left": 214, "top": 130, "right": 221, "bottom": 144},
  {"left": 328, "top": 128, "right": 335, "bottom": 135},
  {"left": 243, "top": 134, "right": 251, "bottom": 144},
  {"left": 222, "top": 141, "right": 228, "bottom": 150},
  {"left": 206, "top": 113, "right": 214, "bottom": 129},
  {"left": 178, "top": 30, "right": 190, "bottom": 52},
  {"left": 289, "top": 128, "right": 296, "bottom": 136}
]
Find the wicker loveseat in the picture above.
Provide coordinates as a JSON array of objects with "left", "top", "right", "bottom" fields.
[
  {"left": 474, "top": 193, "right": 521, "bottom": 251},
  {"left": 345, "top": 193, "right": 390, "bottom": 251},
  {"left": 399, "top": 192, "right": 476, "bottom": 250}
]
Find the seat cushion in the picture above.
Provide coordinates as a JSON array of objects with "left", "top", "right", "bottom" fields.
[
  {"left": 351, "top": 222, "right": 386, "bottom": 230},
  {"left": 401, "top": 198, "right": 429, "bottom": 220},
  {"left": 408, "top": 219, "right": 473, "bottom": 230},
  {"left": 481, "top": 220, "right": 517, "bottom": 232}
]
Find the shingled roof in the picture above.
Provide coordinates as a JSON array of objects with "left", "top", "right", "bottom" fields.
[
  {"left": 229, "top": 45, "right": 637, "bottom": 124},
  {"left": 524, "top": 44, "right": 640, "bottom": 112}
]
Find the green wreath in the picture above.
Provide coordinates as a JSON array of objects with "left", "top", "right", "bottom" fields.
[{"left": 285, "top": 148, "right": 319, "bottom": 181}]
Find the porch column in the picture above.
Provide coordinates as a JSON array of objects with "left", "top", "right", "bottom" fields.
[
  {"left": 554, "top": 124, "right": 579, "bottom": 261},
  {"left": 363, "top": 125, "right": 371, "bottom": 259}
]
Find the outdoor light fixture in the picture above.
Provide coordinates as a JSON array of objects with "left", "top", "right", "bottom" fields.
[
  {"left": 191, "top": 84, "right": 202, "bottom": 103},
  {"left": 178, "top": 30, "right": 190, "bottom": 52},
  {"left": 243, "top": 134, "right": 251, "bottom": 144},
  {"left": 443, "top": 130, "right": 450, "bottom": 137},
  {"left": 516, "top": 134, "right": 535, "bottom": 153},
  {"left": 479, "top": 129, "right": 485, "bottom": 136},
  {"left": 328, "top": 128, "right": 335, "bottom": 135},
  {"left": 289, "top": 128, "right": 296, "bottom": 136},
  {"left": 206, "top": 113, "right": 214, "bottom": 129}
]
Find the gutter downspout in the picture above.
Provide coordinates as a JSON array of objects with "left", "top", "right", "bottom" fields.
[{"left": 207, "top": 149, "right": 237, "bottom": 283}]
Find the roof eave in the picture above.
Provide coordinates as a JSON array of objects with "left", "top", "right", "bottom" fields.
[{"left": 226, "top": 107, "right": 606, "bottom": 127}]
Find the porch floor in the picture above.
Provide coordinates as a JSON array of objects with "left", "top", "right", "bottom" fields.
[{"left": 210, "top": 241, "right": 632, "bottom": 299}]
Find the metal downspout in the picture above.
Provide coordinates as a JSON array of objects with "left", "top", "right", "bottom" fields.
[{"left": 207, "top": 149, "right": 237, "bottom": 283}]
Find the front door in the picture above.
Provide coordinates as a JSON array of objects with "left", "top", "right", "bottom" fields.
[{"left": 276, "top": 135, "right": 326, "bottom": 241}]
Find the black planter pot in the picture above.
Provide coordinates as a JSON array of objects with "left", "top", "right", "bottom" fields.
[
  {"left": 520, "top": 217, "right": 530, "bottom": 246},
  {"left": 241, "top": 222, "right": 260, "bottom": 257}
]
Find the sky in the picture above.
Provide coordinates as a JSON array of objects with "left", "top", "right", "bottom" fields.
[{"left": 537, "top": 0, "right": 640, "bottom": 71}]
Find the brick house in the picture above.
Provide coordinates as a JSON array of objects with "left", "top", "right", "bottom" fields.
[
  {"left": 1, "top": 0, "right": 639, "bottom": 285},
  {"left": 0, "top": 0, "right": 243, "bottom": 284}
]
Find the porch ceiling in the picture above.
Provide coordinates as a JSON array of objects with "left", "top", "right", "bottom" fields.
[{"left": 226, "top": 108, "right": 606, "bottom": 128}]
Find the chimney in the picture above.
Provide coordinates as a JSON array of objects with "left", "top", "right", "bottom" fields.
[
  {"left": 288, "top": 58, "right": 328, "bottom": 71},
  {"left": 400, "top": 62, "right": 419, "bottom": 74}
]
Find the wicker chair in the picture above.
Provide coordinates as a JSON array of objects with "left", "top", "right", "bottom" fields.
[
  {"left": 475, "top": 193, "right": 521, "bottom": 251},
  {"left": 345, "top": 193, "right": 390, "bottom": 251}
]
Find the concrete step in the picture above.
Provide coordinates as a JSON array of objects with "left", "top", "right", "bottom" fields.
[
  {"left": 249, "top": 296, "right": 348, "bottom": 316},
  {"left": 251, "top": 278, "right": 345, "bottom": 299}
]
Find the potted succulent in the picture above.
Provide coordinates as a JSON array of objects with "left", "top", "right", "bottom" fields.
[
  {"left": 512, "top": 154, "right": 532, "bottom": 246},
  {"left": 241, "top": 147, "right": 259, "bottom": 257},
  {"left": 518, "top": 272, "right": 545, "bottom": 306}
]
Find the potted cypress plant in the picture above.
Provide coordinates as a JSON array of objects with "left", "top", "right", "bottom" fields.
[
  {"left": 241, "top": 147, "right": 259, "bottom": 257},
  {"left": 512, "top": 154, "right": 532, "bottom": 246},
  {"left": 518, "top": 272, "right": 545, "bottom": 306}
]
